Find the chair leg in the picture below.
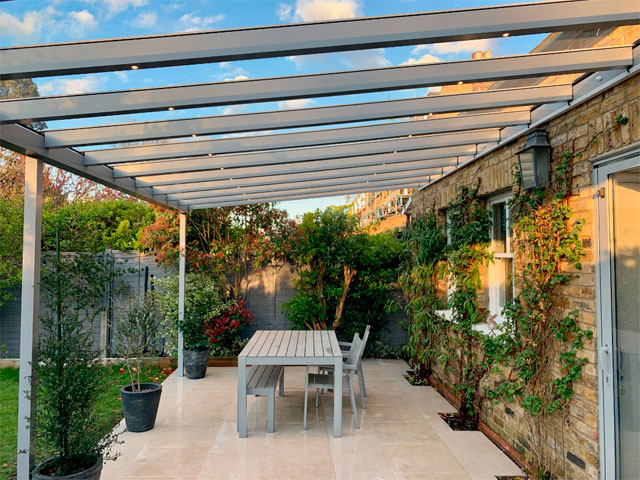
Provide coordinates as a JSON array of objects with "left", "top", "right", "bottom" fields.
[
  {"left": 267, "top": 392, "right": 275, "bottom": 433},
  {"left": 357, "top": 367, "right": 366, "bottom": 409},
  {"left": 279, "top": 371, "right": 284, "bottom": 397},
  {"left": 348, "top": 373, "right": 359, "bottom": 429},
  {"left": 303, "top": 368, "right": 309, "bottom": 430},
  {"left": 358, "top": 364, "right": 367, "bottom": 397}
]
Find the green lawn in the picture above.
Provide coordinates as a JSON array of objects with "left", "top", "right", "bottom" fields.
[{"left": 0, "top": 364, "right": 173, "bottom": 480}]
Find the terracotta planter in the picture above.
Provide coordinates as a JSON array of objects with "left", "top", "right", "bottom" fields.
[{"left": 33, "top": 455, "right": 102, "bottom": 480}]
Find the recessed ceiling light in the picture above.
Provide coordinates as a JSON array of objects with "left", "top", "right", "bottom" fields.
[
  {"left": 229, "top": 178, "right": 233, "bottom": 181},
  {"left": 502, "top": 32, "right": 509, "bottom": 37},
  {"left": 457, "top": 81, "right": 463, "bottom": 85},
  {"left": 131, "top": 65, "right": 139, "bottom": 70},
  {"left": 208, "top": 153, "right": 212, "bottom": 156},
  {"left": 192, "top": 134, "right": 197, "bottom": 138},
  {"left": 220, "top": 167, "right": 224, "bottom": 170},
  {"left": 168, "top": 107, "right": 174, "bottom": 111}
]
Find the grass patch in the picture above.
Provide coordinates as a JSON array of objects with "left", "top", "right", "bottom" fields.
[{"left": 0, "top": 363, "right": 174, "bottom": 480}]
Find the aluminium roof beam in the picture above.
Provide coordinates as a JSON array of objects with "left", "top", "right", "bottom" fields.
[
  {"left": 44, "top": 84, "right": 572, "bottom": 148},
  {"left": 1, "top": 0, "right": 636, "bottom": 80},
  {"left": 165, "top": 172, "right": 449, "bottom": 201},
  {"left": 181, "top": 179, "right": 430, "bottom": 207},
  {"left": 0, "top": 123, "right": 175, "bottom": 209},
  {"left": 0, "top": 47, "right": 631, "bottom": 124},
  {"left": 188, "top": 181, "right": 439, "bottom": 210},
  {"left": 86, "top": 111, "right": 523, "bottom": 165},
  {"left": 127, "top": 150, "right": 471, "bottom": 186},
  {"left": 111, "top": 141, "right": 482, "bottom": 178},
  {"left": 134, "top": 156, "right": 466, "bottom": 188},
  {"left": 150, "top": 163, "right": 455, "bottom": 195}
]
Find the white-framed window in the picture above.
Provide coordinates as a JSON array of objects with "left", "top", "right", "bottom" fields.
[{"left": 487, "top": 193, "right": 515, "bottom": 322}]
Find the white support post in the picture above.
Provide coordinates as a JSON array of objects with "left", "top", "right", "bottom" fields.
[
  {"left": 17, "top": 156, "right": 43, "bottom": 479},
  {"left": 177, "top": 212, "right": 186, "bottom": 377}
]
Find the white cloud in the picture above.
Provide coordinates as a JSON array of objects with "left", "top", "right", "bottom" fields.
[
  {"left": 277, "top": 2, "right": 293, "bottom": 21},
  {"left": 293, "top": 0, "right": 362, "bottom": 21},
  {"left": 132, "top": 11, "right": 157, "bottom": 28},
  {"left": 400, "top": 53, "right": 442, "bottom": 66},
  {"left": 219, "top": 62, "right": 230, "bottom": 68},
  {"left": 102, "top": 0, "right": 148, "bottom": 16},
  {"left": 178, "top": 12, "right": 225, "bottom": 32},
  {"left": 341, "top": 49, "right": 390, "bottom": 69},
  {"left": 0, "top": 6, "right": 99, "bottom": 41},
  {"left": 278, "top": 98, "right": 315, "bottom": 110},
  {"left": 222, "top": 105, "right": 247, "bottom": 115},
  {"left": 412, "top": 39, "right": 495, "bottom": 56},
  {"left": 114, "top": 71, "right": 129, "bottom": 83},
  {"left": 214, "top": 67, "right": 248, "bottom": 81},
  {"left": 68, "top": 10, "right": 98, "bottom": 36},
  {"left": 288, "top": 48, "right": 389, "bottom": 70},
  {"left": 223, "top": 75, "right": 249, "bottom": 82},
  {"left": 0, "top": 9, "right": 48, "bottom": 39},
  {"left": 38, "top": 74, "right": 108, "bottom": 95}
]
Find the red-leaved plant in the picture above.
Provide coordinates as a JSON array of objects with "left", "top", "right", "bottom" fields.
[{"left": 205, "top": 301, "right": 254, "bottom": 356}]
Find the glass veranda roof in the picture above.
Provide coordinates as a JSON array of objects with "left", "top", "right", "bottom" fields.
[{"left": 0, "top": 0, "right": 638, "bottom": 211}]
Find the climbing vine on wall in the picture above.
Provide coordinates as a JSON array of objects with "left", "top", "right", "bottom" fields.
[
  {"left": 399, "top": 212, "right": 447, "bottom": 377},
  {"left": 443, "top": 182, "right": 495, "bottom": 427},
  {"left": 487, "top": 149, "right": 592, "bottom": 478}
]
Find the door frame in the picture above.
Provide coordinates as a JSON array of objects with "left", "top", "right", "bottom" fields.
[{"left": 593, "top": 145, "right": 640, "bottom": 479}]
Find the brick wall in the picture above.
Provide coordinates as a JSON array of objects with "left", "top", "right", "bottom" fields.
[{"left": 410, "top": 73, "right": 639, "bottom": 479}]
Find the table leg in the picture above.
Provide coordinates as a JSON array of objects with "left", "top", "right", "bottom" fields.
[
  {"left": 333, "top": 358, "right": 342, "bottom": 437},
  {"left": 238, "top": 358, "right": 247, "bottom": 438}
]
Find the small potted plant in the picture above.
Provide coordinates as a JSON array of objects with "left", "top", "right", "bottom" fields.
[
  {"left": 206, "top": 300, "right": 253, "bottom": 361},
  {"left": 33, "top": 250, "right": 120, "bottom": 480},
  {"left": 113, "top": 293, "right": 164, "bottom": 432},
  {"left": 156, "top": 273, "right": 225, "bottom": 379}
]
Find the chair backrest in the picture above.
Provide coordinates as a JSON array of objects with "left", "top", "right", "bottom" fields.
[
  {"left": 355, "top": 325, "right": 370, "bottom": 368},
  {"left": 345, "top": 333, "right": 361, "bottom": 368}
]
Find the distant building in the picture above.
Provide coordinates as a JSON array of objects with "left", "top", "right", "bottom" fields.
[{"left": 349, "top": 188, "right": 413, "bottom": 232}]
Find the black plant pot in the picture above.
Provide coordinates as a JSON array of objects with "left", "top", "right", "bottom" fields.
[
  {"left": 184, "top": 348, "right": 210, "bottom": 379},
  {"left": 33, "top": 455, "right": 102, "bottom": 480},
  {"left": 120, "top": 382, "right": 162, "bottom": 432}
]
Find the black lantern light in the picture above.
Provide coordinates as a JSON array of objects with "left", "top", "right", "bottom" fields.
[{"left": 517, "top": 129, "right": 551, "bottom": 190}]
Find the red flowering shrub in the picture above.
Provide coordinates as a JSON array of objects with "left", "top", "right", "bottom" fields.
[{"left": 205, "top": 301, "right": 254, "bottom": 355}]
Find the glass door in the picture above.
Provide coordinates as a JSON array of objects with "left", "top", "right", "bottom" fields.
[{"left": 595, "top": 154, "right": 640, "bottom": 479}]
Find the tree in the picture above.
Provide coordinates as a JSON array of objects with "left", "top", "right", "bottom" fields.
[
  {"left": 284, "top": 206, "right": 401, "bottom": 335},
  {"left": 140, "top": 204, "right": 298, "bottom": 300}
]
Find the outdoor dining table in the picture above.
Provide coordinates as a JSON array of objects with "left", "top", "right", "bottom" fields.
[{"left": 237, "top": 329, "right": 343, "bottom": 438}]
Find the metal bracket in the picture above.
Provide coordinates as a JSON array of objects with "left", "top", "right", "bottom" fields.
[{"left": 593, "top": 187, "right": 605, "bottom": 199}]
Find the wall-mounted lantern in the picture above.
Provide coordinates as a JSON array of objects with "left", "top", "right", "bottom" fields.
[{"left": 518, "top": 129, "right": 551, "bottom": 190}]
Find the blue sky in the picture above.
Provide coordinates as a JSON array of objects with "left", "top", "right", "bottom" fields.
[{"left": 0, "top": 0, "right": 544, "bottom": 217}]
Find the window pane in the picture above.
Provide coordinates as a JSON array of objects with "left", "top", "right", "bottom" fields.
[
  {"left": 495, "top": 257, "right": 514, "bottom": 310},
  {"left": 492, "top": 202, "right": 507, "bottom": 253}
]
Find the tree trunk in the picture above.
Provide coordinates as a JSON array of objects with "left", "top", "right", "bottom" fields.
[{"left": 333, "top": 265, "right": 357, "bottom": 330}]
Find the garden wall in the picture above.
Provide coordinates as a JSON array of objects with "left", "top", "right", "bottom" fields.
[
  {"left": 409, "top": 73, "right": 639, "bottom": 479},
  {"left": 0, "top": 255, "right": 408, "bottom": 357}
]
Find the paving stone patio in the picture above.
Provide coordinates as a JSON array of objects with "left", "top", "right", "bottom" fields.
[{"left": 101, "top": 359, "right": 523, "bottom": 480}]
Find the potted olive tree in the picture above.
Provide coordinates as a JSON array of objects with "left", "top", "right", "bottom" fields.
[
  {"left": 113, "top": 293, "right": 163, "bottom": 432},
  {"left": 156, "top": 273, "right": 224, "bottom": 379},
  {"left": 33, "top": 249, "right": 120, "bottom": 480}
]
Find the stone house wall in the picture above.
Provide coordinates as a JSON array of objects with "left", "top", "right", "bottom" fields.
[{"left": 410, "top": 73, "right": 639, "bottom": 479}]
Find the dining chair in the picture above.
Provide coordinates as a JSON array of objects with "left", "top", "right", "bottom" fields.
[
  {"left": 304, "top": 333, "right": 365, "bottom": 429},
  {"left": 321, "top": 324, "right": 370, "bottom": 408}
]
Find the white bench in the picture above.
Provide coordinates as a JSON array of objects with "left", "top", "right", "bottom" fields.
[{"left": 244, "top": 365, "right": 284, "bottom": 433}]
